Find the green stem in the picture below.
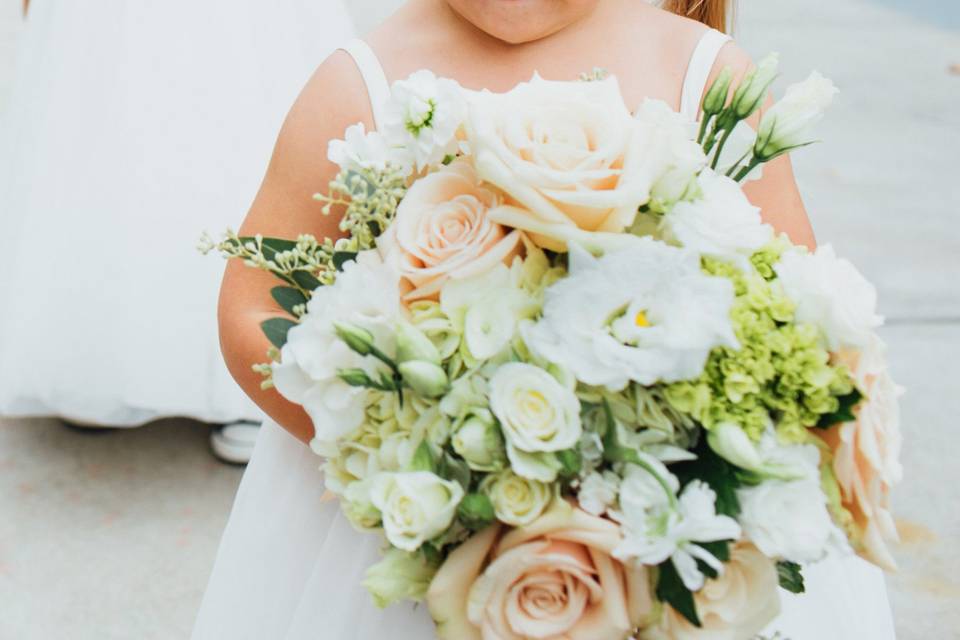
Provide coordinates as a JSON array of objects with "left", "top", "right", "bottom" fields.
[
  {"left": 696, "top": 113, "right": 714, "bottom": 145},
  {"left": 725, "top": 148, "right": 753, "bottom": 177},
  {"left": 710, "top": 126, "right": 735, "bottom": 170},
  {"left": 734, "top": 158, "right": 762, "bottom": 182}
]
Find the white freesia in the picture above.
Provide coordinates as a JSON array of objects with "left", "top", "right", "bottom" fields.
[
  {"left": 614, "top": 459, "right": 742, "bottom": 591},
  {"left": 480, "top": 469, "right": 552, "bottom": 526},
  {"left": 663, "top": 169, "right": 773, "bottom": 264},
  {"left": 577, "top": 470, "right": 621, "bottom": 516},
  {"left": 440, "top": 264, "right": 537, "bottom": 361},
  {"left": 369, "top": 471, "right": 465, "bottom": 552},
  {"left": 327, "top": 122, "right": 396, "bottom": 173},
  {"left": 756, "top": 71, "right": 838, "bottom": 160},
  {"left": 525, "top": 238, "right": 738, "bottom": 390},
  {"left": 489, "top": 362, "right": 582, "bottom": 482},
  {"left": 382, "top": 70, "right": 466, "bottom": 172},
  {"left": 272, "top": 252, "right": 401, "bottom": 445},
  {"left": 775, "top": 245, "right": 883, "bottom": 349},
  {"left": 468, "top": 74, "right": 657, "bottom": 250}
]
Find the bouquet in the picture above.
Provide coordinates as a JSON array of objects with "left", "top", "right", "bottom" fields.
[{"left": 203, "top": 55, "right": 903, "bottom": 640}]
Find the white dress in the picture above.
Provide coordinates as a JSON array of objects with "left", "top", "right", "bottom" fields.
[
  {"left": 192, "top": 34, "right": 897, "bottom": 640},
  {"left": 0, "top": 0, "right": 355, "bottom": 426}
]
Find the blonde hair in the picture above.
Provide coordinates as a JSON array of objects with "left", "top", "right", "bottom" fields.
[{"left": 663, "top": 0, "right": 732, "bottom": 33}]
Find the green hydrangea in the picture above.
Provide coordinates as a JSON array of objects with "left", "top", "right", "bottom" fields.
[{"left": 665, "top": 255, "right": 853, "bottom": 442}]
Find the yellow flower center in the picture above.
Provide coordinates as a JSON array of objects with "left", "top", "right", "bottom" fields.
[{"left": 634, "top": 310, "right": 652, "bottom": 328}]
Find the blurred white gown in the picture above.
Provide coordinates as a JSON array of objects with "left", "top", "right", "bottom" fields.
[
  {"left": 0, "top": 0, "right": 354, "bottom": 426},
  {"left": 192, "top": 33, "right": 897, "bottom": 640}
]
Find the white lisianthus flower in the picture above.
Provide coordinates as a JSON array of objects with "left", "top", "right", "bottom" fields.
[
  {"left": 363, "top": 548, "right": 438, "bottom": 608},
  {"left": 708, "top": 423, "right": 816, "bottom": 481},
  {"left": 327, "top": 122, "right": 397, "bottom": 173},
  {"left": 755, "top": 71, "right": 838, "bottom": 161},
  {"left": 614, "top": 460, "right": 742, "bottom": 591},
  {"left": 272, "top": 252, "right": 401, "bottom": 446},
  {"left": 525, "top": 238, "right": 738, "bottom": 390},
  {"left": 738, "top": 475, "right": 849, "bottom": 564},
  {"left": 440, "top": 264, "right": 537, "bottom": 362},
  {"left": 369, "top": 471, "right": 465, "bottom": 552},
  {"left": 577, "top": 470, "right": 621, "bottom": 516},
  {"left": 634, "top": 99, "right": 707, "bottom": 212},
  {"left": 480, "top": 469, "right": 553, "bottom": 526},
  {"left": 663, "top": 169, "right": 773, "bottom": 264},
  {"left": 382, "top": 70, "right": 466, "bottom": 172},
  {"left": 775, "top": 245, "right": 883, "bottom": 349}
]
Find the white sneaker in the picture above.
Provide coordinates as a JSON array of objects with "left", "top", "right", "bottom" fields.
[{"left": 210, "top": 421, "right": 261, "bottom": 465}]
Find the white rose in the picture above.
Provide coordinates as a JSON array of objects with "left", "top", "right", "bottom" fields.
[
  {"left": 524, "top": 238, "right": 738, "bottom": 390},
  {"left": 272, "top": 252, "right": 401, "bottom": 445},
  {"left": 382, "top": 70, "right": 466, "bottom": 172},
  {"left": 489, "top": 363, "right": 582, "bottom": 483},
  {"left": 369, "top": 471, "right": 465, "bottom": 552},
  {"left": 577, "top": 470, "right": 621, "bottom": 516},
  {"left": 775, "top": 245, "right": 883, "bottom": 350},
  {"left": 663, "top": 169, "right": 773, "bottom": 264},
  {"left": 468, "top": 74, "right": 656, "bottom": 251},
  {"left": 756, "top": 71, "right": 838, "bottom": 160},
  {"left": 650, "top": 542, "right": 781, "bottom": 640},
  {"left": 451, "top": 409, "right": 507, "bottom": 472},
  {"left": 480, "top": 469, "right": 552, "bottom": 526},
  {"left": 363, "top": 547, "right": 438, "bottom": 608}
]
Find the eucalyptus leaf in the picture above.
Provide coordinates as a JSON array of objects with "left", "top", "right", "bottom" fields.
[
  {"left": 291, "top": 270, "right": 323, "bottom": 292},
  {"left": 816, "top": 389, "right": 864, "bottom": 429},
  {"left": 656, "top": 560, "right": 701, "bottom": 627},
  {"left": 271, "top": 286, "right": 308, "bottom": 316},
  {"left": 777, "top": 560, "right": 806, "bottom": 594},
  {"left": 332, "top": 251, "right": 359, "bottom": 271},
  {"left": 261, "top": 317, "right": 298, "bottom": 349}
]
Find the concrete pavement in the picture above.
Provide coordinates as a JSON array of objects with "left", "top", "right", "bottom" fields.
[{"left": 1, "top": 0, "right": 958, "bottom": 638}]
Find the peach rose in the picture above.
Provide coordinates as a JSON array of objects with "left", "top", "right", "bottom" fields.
[
  {"left": 467, "top": 75, "right": 655, "bottom": 252},
  {"left": 822, "top": 335, "right": 903, "bottom": 570},
  {"left": 385, "top": 160, "right": 521, "bottom": 302},
  {"left": 653, "top": 542, "right": 780, "bottom": 640},
  {"left": 427, "top": 501, "right": 652, "bottom": 640}
]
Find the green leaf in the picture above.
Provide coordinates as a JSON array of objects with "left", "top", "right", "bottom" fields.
[
  {"left": 694, "top": 540, "right": 732, "bottom": 580},
  {"left": 291, "top": 270, "right": 323, "bottom": 292},
  {"left": 816, "top": 389, "right": 864, "bottom": 429},
  {"left": 332, "top": 251, "right": 358, "bottom": 271},
  {"left": 556, "top": 449, "right": 582, "bottom": 479},
  {"left": 656, "top": 560, "right": 701, "bottom": 627},
  {"left": 271, "top": 286, "right": 308, "bottom": 316},
  {"left": 260, "top": 317, "right": 298, "bottom": 349},
  {"left": 673, "top": 438, "right": 742, "bottom": 518},
  {"left": 457, "top": 493, "right": 495, "bottom": 531},
  {"left": 777, "top": 560, "right": 805, "bottom": 594},
  {"left": 439, "top": 452, "right": 472, "bottom": 492},
  {"left": 409, "top": 440, "right": 438, "bottom": 474}
]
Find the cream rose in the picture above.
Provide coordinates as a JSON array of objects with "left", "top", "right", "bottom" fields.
[
  {"left": 386, "top": 160, "right": 522, "bottom": 302},
  {"left": 427, "top": 501, "right": 653, "bottom": 640},
  {"left": 651, "top": 542, "right": 780, "bottom": 640},
  {"left": 369, "top": 471, "right": 465, "bottom": 552},
  {"left": 822, "top": 335, "right": 903, "bottom": 570},
  {"left": 480, "top": 470, "right": 552, "bottom": 527},
  {"left": 467, "top": 75, "right": 655, "bottom": 251}
]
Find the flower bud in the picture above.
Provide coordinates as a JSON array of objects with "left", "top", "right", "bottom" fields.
[
  {"left": 457, "top": 493, "right": 496, "bottom": 531},
  {"left": 399, "top": 360, "right": 450, "bottom": 398},
  {"left": 730, "top": 53, "right": 779, "bottom": 120},
  {"left": 395, "top": 320, "right": 442, "bottom": 366},
  {"left": 362, "top": 548, "right": 438, "bottom": 609},
  {"left": 338, "top": 367, "right": 373, "bottom": 387},
  {"left": 333, "top": 321, "right": 376, "bottom": 356},
  {"left": 703, "top": 67, "right": 733, "bottom": 116},
  {"left": 707, "top": 422, "right": 764, "bottom": 470},
  {"left": 754, "top": 71, "right": 838, "bottom": 161},
  {"left": 451, "top": 409, "right": 506, "bottom": 472}
]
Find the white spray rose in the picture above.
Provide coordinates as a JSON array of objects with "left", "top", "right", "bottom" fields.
[
  {"left": 369, "top": 471, "right": 465, "bottom": 552},
  {"left": 363, "top": 548, "right": 439, "bottom": 608},
  {"left": 775, "top": 245, "right": 883, "bottom": 349},
  {"left": 489, "top": 363, "right": 582, "bottom": 482},
  {"left": 451, "top": 409, "right": 507, "bottom": 472},
  {"left": 663, "top": 169, "right": 773, "bottom": 264},
  {"left": 525, "top": 238, "right": 738, "bottom": 390},
  {"left": 382, "top": 70, "right": 466, "bottom": 172},
  {"left": 272, "top": 252, "right": 401, "bottom": 446},
  {"left": 756, "top": 71, "right": 838, "bottom": 160},
  {"left": 480, "top": 469, "right": 553, "bottom": 526}
]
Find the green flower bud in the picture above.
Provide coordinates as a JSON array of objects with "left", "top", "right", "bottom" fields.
[
  {"left": 334, "top": 321, "right": 376, "bottom": 356},
  {"left": 730, "top": 53, "right": 779, "bottom": 120},
  {"left": 457, "top": 493, "right": 496, "bottom": 531},
  {"left": 362, "top": 548, "right": 438, "bottom": 608},
  {"left": 338, "top": 367, "right": 374, "bottom": 388},
  {"left": 451, "top": 409, "right": 506, "bottom": 472},
  {"left": 395, "top": 320, "right": 442, "bottom": 365},
  {"left": 399, "top": 361, "right": 450, "bottom": 398},
  {"left": 708, "top": 422, "right": 764, "bottom": 470},
  {"left": 703, "top": 67, "right": 734, "bottom": 116}
]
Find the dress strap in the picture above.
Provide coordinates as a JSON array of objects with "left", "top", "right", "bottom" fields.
[
  {"left": 679, "top": 29, "right": 733, "bottom": 121},
  {"left": 340, "top": 39, "right": 391, "bottom": 131}
]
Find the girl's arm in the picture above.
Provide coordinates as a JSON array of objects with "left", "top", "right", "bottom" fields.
[
  {"left": 218, "top": 52, "right": 373, "bottom": 444},
  {"left": 703, "top": 43, "right": 818, "bottom": 250}
]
